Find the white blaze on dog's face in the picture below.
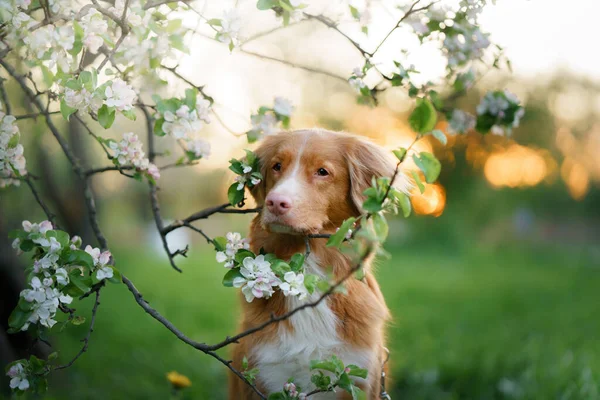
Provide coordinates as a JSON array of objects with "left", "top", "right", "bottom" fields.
[{"left": 250, "top": 129, "right": 411, "bottom": 234}]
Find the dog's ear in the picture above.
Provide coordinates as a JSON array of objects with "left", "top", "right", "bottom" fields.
[
  {"left": 346, "top": 137, "right": 412, "bottom": 213},
  {"left": 247, "top": 135, "right": 280, "bottom": 206}
]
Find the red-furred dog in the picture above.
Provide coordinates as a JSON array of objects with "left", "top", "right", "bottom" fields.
[{"left": 229, "top": 129, "right": 409, "bottom": 399}]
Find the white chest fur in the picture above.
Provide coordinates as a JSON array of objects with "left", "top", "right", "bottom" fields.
[{"left": 251, "top": 255, "right": 375, "bottom": 397}]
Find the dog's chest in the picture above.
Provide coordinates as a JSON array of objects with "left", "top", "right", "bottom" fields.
[{"left": 250, "top": 256, "right": 374, "bottom": 395}]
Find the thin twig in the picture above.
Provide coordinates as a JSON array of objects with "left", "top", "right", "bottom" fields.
[
  {"left": 53, "top": 290, "right": 101, "bottom": 371},
  {"left": 161, "top": 203, "right": 261, "bottom": 235}
]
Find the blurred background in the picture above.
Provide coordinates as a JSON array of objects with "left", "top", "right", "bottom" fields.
[{"left": 1, "top": 0, "right": 599, "bottom": 398}]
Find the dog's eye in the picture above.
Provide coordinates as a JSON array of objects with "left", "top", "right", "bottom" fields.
[
  {"left": 316, "top": 168, "right": 329, "bottom": 176},
  {"left": 273, "top": 162, "right": 282, "bottom": 172}
]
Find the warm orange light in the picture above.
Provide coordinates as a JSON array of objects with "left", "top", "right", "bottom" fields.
[
  {"left": 412, "top": 183, "right": 446, "bottom": 217},
  {"left": 484, "top": 144, "right": 549, "bottom": 188},
  {"left": 561, "top": 158, "right": 590, "bottom": 201}
]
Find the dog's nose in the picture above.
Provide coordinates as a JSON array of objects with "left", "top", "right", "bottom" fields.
[{"left": 266, "top": 193, "right": 292, "bottom": 215}]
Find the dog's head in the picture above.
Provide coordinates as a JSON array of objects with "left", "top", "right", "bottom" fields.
[{"left": 249, "top": 129, "right": 410, "bottom": 235}]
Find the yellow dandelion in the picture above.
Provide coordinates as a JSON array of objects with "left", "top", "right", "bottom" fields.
[{"left": 166, "top": 371, "right": 192, "bottom": 389}]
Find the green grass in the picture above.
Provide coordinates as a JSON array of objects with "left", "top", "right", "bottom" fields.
[{"left": 38, "top": 243, "right": 600, "bottom": 400}]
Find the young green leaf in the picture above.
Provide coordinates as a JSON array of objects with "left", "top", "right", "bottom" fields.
[
  {"left": 326, "top": 217, "right": 356, "bottom": 248},
  {"left": 222, "top": 268, "right": 243, "bottom": 287},
  {"left": 228, "top": 183, "right": 245, "bottom": 206},
  {"left": 431, "top": 129, "right": 447, "bottom": 145},
  {"left": 98, "top": 105, "right": 116, "bottom": 129},
  {"left": 409, "top": 98, "right": 437, "bottom": 133},
  {"left": 411, "top": 171, "right": 425, "bottom": 194},
  {"left": 412, "top": 152, "right": 441, "bottom": 183}
]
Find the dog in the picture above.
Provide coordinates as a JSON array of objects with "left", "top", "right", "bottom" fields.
[{"left": 229, "top": 128, "right": 410, "bottom": 399}]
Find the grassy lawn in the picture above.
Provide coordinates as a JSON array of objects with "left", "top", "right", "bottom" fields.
[{"left": 40, "top": 243, "right": 600, "bottom": 400}]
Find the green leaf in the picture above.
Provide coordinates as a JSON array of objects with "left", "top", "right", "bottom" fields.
[
  {"left": 346, "top": 365, "right": 368, "bottom": 379},
  {"left": 108, "top": 266, "right": 122, "bottom": 284},
  {"left": 289, "top": 253, "right": 305, "bottom": 272},
  {"left": 71, "top": 316, "right": 86, "bottom": 326},
  {"left": 98, "top": 105, "right": 116, "bottom": 129},
  {"left": 222, "top": 268, "right": 243, "bottom": 287},
  {"left": 64, "top": 249, "right": 94, "bottom": 269},
  {"left": 392, "top": 147, "right": 407, "bottom": 162},
  {"left": 184, "top": 88, "right": 197, "bottom": 109},
  {"left": 397, "top": 191, "right": 412, "bottom": 218},
  {"left": 409, "top": 98, "right": 437, "bottom": 133},
  {"left": 311, "top": 371, "right": 332, "bottom": 390},
  {"left": 362, "top": 197, "right": 383, "bottom": 213},
  {"left": 8, "top": 308, "right": 32, "bottom": 331},
  {"left": 60, "top": 99, "right": 77, "bottom": 121},
  {"left": 303, "top": 274, "right": 319, "bottom": 294},
  {"left": 235, "top": 250, "right": 255, "bottom": 265},
  {"left": 267, "top": 394, "right": 286, "bottom": 400},
  {"left": 7, "top": 131, "right": 20, "bottom": 148},
  {"left": 228, "top": 183, "right": 245, "bottom": 206},
  {"left": 309, "top": 360, "right": 338, "bottom": 373},
  {"left": 326, "top": 217, "right": 356, "bottom": 248},
  {"left": 65, "top": 270, "right": 92, "bottom": 296},
  {"left": 270, "top": 259, "right": 291, "bottom": 276},
  {"left": 154, "top": 117, "right": 166, "bottom": 136},
  {"left": 411, "top": 171, "right": 425, "bottom": 194},
  {"left": 46, "top": 230, "right": 70, "bottom": 249},
  {"left": 40, "top": 64, "right": 54, "bottom": 87},
  {"left": 206, "top": 18, "right": 222, "bottom": 26},
  {"left": 371, "top": 213, "right": 388, "bottom": 242},
  {"left": 412, "top": 152, "right": 441, "bottom": 183},
  {"left": 349, "top": 5, "right": 360, "bottom": 19},
  {"left": 431, "top": 129, "right": 447, "bottom": 145},
  {"left": 213, "top": 236, "right": 227, "bottom": 251},
  {"left": 121, "top": 109, "right": 137, "bottom": 121},
  {"left": 242, "top": 356, "right": 249, "bottom": 370},
  {"left": 229, "top": 159, "right": 244, "bottom": 175}
]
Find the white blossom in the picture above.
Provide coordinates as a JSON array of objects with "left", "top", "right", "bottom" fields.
[
  {"left": 184, "top": 138, "right": 211, "bottom": 159},
  {"left": 273, "top": 97, "right": 293, "bottom": 117},
  {"left": 104, "top": 78, "right": 136, "bottom": 111},
  {"left": 279, "top": 271, "right": 309, "bottom": 300},
  {"left": 447, "top": 110, "right": 476, "bottom": 134},
  {"left": 250, "top": 113, "right": 278, "bottom": 137},
  {"left": 7, "top": 363, "right": 29, "bottom": 391},
  {"left": 0, "top": 111, "right": 27, "bottom": 187},
  {"left": 215, "top": 232, "right": 249, "bottom": 268},
  {"left": 349, "top": 76, "right": 366, "bottom": 93},
  {"left": 195, "top": 98, "right": 212, "bottom": 123},
  {"left": 233, "top": 255, "right": 281, "bottom": 302},
  {"left": 108, "top": 132, "right": 160, "bottom": 180},
  {"left": 64, "top": 88, "right": 102, "bottom": 113},
  {"left": 96, "top": 266, "right": 114, "bottom": 280},
  {"left": 80, "top": 8, "right": 108, "bottom": 54},
  {"left": 217, "top": 9, "right": 242, "bottom": 45}
]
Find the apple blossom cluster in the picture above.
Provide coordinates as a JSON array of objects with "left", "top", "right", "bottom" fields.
[
  {"left": 6, "top": 221, "right": 121, "bottom": 395},
  {"left": 216, "top": 232, "right": 317, "bottom": 303},
  {"left": 406, "top": 1, "right": 491, "bottom": 71},
  {"left": 227, "top": 150, "right": 262, "bottom": 205},
  {"left": 247, "top": 97, "right": 293, "bottom": 143},
  {"left": 112, "top": 0, "right": 187, "bottom": 74},
  {"left": 0, "top": 105, "right": 27, "bottom": 188},
  {"left": 233, "top": 255, "right": 282, "bottom": 302},
  {"left": 447, "top": 109, "right": 476, "bottom": 134},
  {"left": 108, "top": 132, "right": 160, "bottom": 181},
  {"left": 153, "top": 91, "right": 212, "bottom": 162},
  {"left": 282, "top": 381, "right": 306, "bottom": 399},
  {"left": 215, "top": 232, "right": 250, "bottom": 269},
  {"left": 212, "top": 9, "right": 242, "bottom": 50},
  {"left": 475, "top": 90, "right": 525, "bottom": 136},
  {"left": 349, "top": 67, "right": 367, "bottom": 93}
]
